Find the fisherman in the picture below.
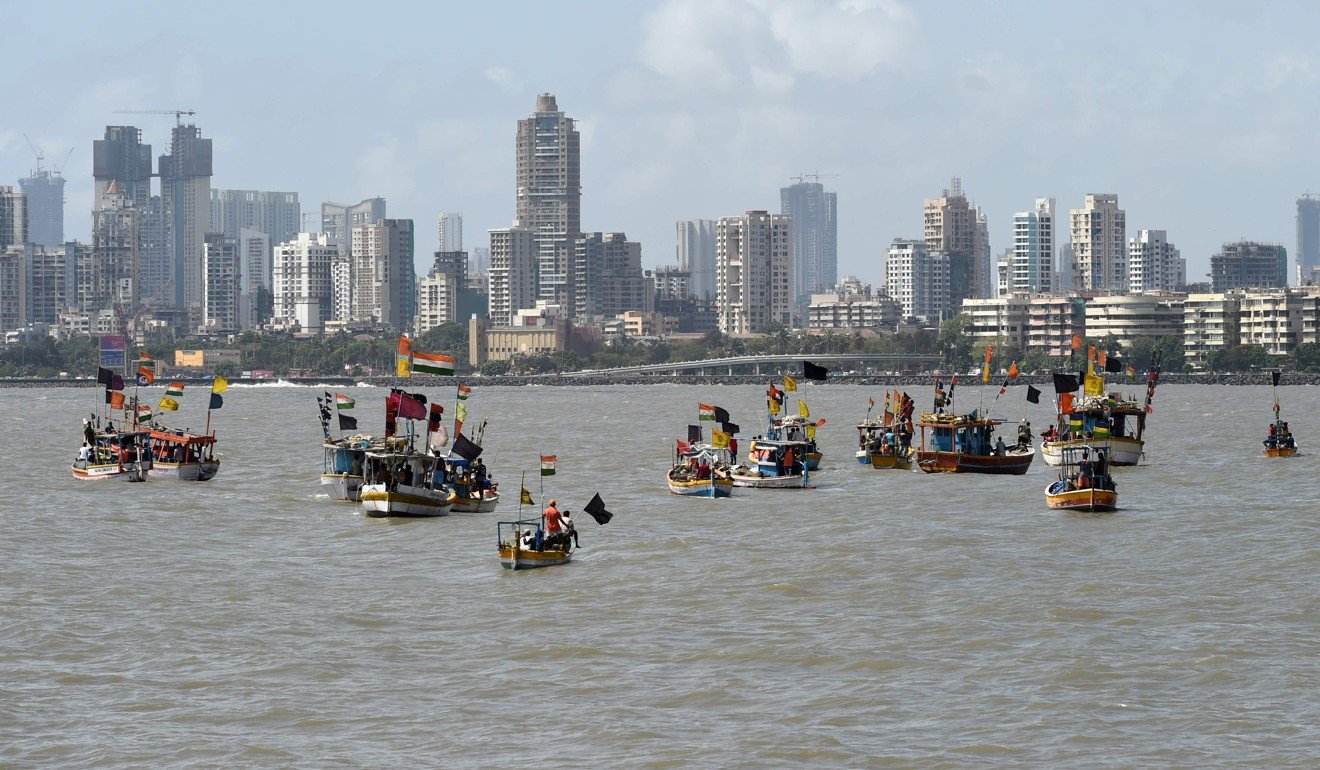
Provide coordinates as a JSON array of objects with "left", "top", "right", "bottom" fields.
[
  {"left": 1017, "top": 420, "right": 1033, "bottom": 450},
  {"left": 77, "top": 443, "right": 92, "bottom": 463},
  {"left": 1078, "top": 449, "right": 1093, "bottom": 489},
  {"left": 543, "top": 498, "right": 565, "bottom": 546},
  {"left": 83, "top": 419, "right": 95, "bottom": 446},
  {"left": 1094, "top": 449, "right": 1108, "bottom": 489},
  {"left": 697, "top": 457, "right": 710, "bottom": 480},
  {"left": 561, "top": 508, "right": 579, "bottom": 548},
  {"left": 782, "top": 446, "right": 796, "bottom": 474},
  {"left": 473, "top": 458, "right": 488, "bottom": 490},
  {"left": 995, "top": 436, "right": 1007, "bottom": 456}
]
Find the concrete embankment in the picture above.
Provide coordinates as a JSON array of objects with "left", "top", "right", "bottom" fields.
[{"left": 3, "top": 373, "right": 1313, "bottom": 388}]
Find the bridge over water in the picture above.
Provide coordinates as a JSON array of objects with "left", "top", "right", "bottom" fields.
[{"left": 558, "top": 353, "right": 944, "bottom": 378}]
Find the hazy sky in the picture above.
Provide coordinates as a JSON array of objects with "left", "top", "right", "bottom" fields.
[{"left": 4, "top": 0, "right": 1318, "bottom": 283}]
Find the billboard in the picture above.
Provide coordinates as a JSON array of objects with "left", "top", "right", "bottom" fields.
[{"left": 99, "top": 335, "right": 127, "bottom": 368}]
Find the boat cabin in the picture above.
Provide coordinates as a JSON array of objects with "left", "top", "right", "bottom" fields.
[
  {"left": 363, "top": 450, "right": 446, "bottom": 491},
  {"left": 919, "top": 413, "right": 1003, "bottom": 456},
  {"left": 148, "top": 429, "right": 217, "bottom": 464},
  {"left": 1052, "top": 444, "right": 1115, "bottom": 492},
  {"left": 747, "top": 438, "right": 808, "bottom": 476}
]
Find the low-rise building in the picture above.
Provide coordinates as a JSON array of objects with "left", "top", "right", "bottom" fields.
[
  {"left": 961, "top": 294, "right": 1031, "bottom": 350},
  {"left": 1025, "top": 295, "right": 1085, "bottom": 358},
  {"left": 1084, "top": 292, "right": 1185, "bottom": 346},
  {"left": 1237, "top": 288, "right": 1308, "bottom": 356},
  {"left": 1183, "top": 292, "right": 1242, "bottom": 370},
  {"left": 807, "top": 277, "right": 902, "bottom": 330}
]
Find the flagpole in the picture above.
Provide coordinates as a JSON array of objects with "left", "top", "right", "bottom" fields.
[{"left": 518, "top": 470, "right": 526, "bottom": 517}]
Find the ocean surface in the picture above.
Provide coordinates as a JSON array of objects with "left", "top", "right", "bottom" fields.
[{"left": 1, "top": 382, "right": 1316, "bottom": 768}]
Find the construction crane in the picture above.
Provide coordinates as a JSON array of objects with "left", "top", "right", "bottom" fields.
[
  {"left": 113, "top": 109, "right": 197, "bottom": 127},
  {"left": 790, "top": 170, "right": 839, "bottom": 185},
  {"left": 118, "top": 277, "right": 173, "bottom": 351},
  {"left": 52, "top": 148, "right": 75, "bottom": 176},
  {"left": 22, "top": 134, "right": 45, "bottom": 172}
]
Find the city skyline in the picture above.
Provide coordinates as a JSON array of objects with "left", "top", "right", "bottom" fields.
[{"left": 3, "top": 2, "right": 1319, "bottom": 285}]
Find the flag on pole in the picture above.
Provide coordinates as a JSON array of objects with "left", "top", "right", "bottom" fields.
[
  {"left": 212, "top": 375, "right": 228, "bottom": 394},
  {"left": 583, "top": 493, "right": 614, "bottom": 525},
  {"left": 802, "top": 361, "right": 829, "bottom": 381},
  {"left": 452, "top": 433, "right": 483, "bottom": 461},
  {"left": 868, "top": 397, "right": 875, "bottom": 410},
  {"left": 520, "top": 487, "right": 534, "bottom": 505},
  {"left": 108, "top": 391, "right": 125, "bottom": 409},
  {"left": 798, "top": 400, "right": 810, "bottom": 419},
  {"left": 397, "top": 391, "right": 427, "bottom": 420},
  {"left": 1008, "top": 361, "right": 1020, "bottom": 379},
  {"left": 97, "top": 367, "right": 114, "bottom": 386},
  {"left": 335, "top": 393, "right": 355, "bottom": 409},
  {"left": 165, "top": 382, "right": 184, "bottom": 399},
  {"left": 455, "top": 401, "right": 468, "bottom": 423},
  {"left": 1071, "top": 334, "right": 1083, "bottom": 350},
  {"left": 998, "top": 379, "right": 1008, "bottom": 397},
  {"left": 711, "top": 429, "right": 730, "bottom": 449},
  {"left": 339, "top": 413, "right": 358, "bottom": 431},
  {"left": 110, "top": 374, "right": 124, "bottom": 391},
  {"left": 456, "top": 385, "right": 472, "bottom": 400},
  {"left": 158, "top": 397, "right": 180, "bottom": 412},
  {"left": 698, "top": 403, "right": 716, "bottom": 421},
  {"left": 412, "top": 349, "right": 456, "bottom": 376},
  {"left": 396, "top": 335, "right": 413, "bottom": 377},
  {"left": 209, "top": 393, "right": 223, "bottom": 410},
  {"left": 136, "top": 404, "right": 153, "bottom": 423},
  {"left": 138, "top": 352, "right": 155, "bottom": 385},
  {"left": 540, "top": 454, "right": 557, "bottom": 476},
  {"left": 783, "top": 374, "right": 797, "bottom": 392},
  {"left": 1026, "top": 385, "right": 1042, "bottom": 404}
]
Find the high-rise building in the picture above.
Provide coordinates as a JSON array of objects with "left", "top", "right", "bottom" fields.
[
  {"left": 1128, "top": 230, "right": 1185, "bottom": 293},
  {"left": 210, "top": 189, "right": 300, "bottom": 247},
  {"left": 516, "top": 94, "right": 581, "bottom": 315},
  {"left": 470, "top": 246, "right": 490, "bottom": 276},
  {"left": 273, "top": 233, "right": 337, "bottom": 334},
  {"left": 0, "top": 187, "right": 26, "bottom": 250},
  {"left": 1297, "top": 195, "right": 1320, "bottom": 284},
  {"left": 438, "top": 212, "right": 463, "bottom": 252},
  {"left": 781, "top": 180, "right": 837, "bottom": 301},
  {"left": 350, "top": 219, "right": 414, "bottom": 331},
  {"left": 1009, "top": 198, "right": 1056, "bottom": 294},
  {"left": 92, "top": 126, "right": 152, "bottom": 212},
  {"left": 89, "top": 180, "right": 139, "bottom": 318},
  {"left": 1069, "top": 194, "right": 1126, "bottom": 291},
  {"left": 202, "top": 233, "right": 240, "bottom": 333},
  {"left": 0, "top": 248, "right": 26, "bottom": 333},
  {"left": 237, "top": 228, "right": 271, "bottom": 328},
  {"left": 487, "top": 226, "right": 537, "bottom": 327},
  {"left": 885, "top": 238, "right": 950, "bottom": 325},
  {"left": 25, "top": 243, "right": 73, "bottom": 325},
  {"left": 574, "top": 232, "right": 647, "bottom": 322},
  {"left": 321, "top": 198, "right": 386, "bottom": 256},
  {"left": 18, "top": 168, "right": 65, "bottom": 248},
  {"left": 676, "top": 219, "right": 717, "bottom": 301},
  {"left": 1210, "top": 240, "right": 1288, "bottom": 292},
  {"left": 924, "top": 178, "right": 984, "bottom": 303},
  {"left": 714, "top": 211, "right": 793, "bottom": 334},
  {"left": 158, "top": 123, "right": 213, "bottom": 316}
]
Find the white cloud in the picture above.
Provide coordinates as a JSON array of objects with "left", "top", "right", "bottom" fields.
[{"left": 484, "top": 66, "right": 521, "bottom": 93}]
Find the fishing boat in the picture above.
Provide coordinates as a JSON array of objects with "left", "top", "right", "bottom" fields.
[
  {"left": 146, "top": 429, "right": 220, "bottom": 481},
  {"left": 71, "top": 428, "right": 153, "bottom": 481},
  {"left": 1041, "top": 393, "right": 1146, "bottom": 467},
  {"left": 915, "top": 411, "right": 1034, "bottom": 474},
  {"left": 497, "top": 518, "right": 573, "bottom": 569},
  {"left": 871, "top": 446, "right": 915, "bottom": 470},
  {"left": 1045, "top": 445, "right": 1118, "bottom": 512},
  {"left": 855, "top": 418, "right": 885, "bottom": 464},
  {"left": 445, "top": 456, "right": 501, "bottom": 512},
  {"left": 361, "top": 447, "right": 456, "bottom": 517},
  {"left": 1264, "top": 371, "right": 1298, "bottom": 457},
  {"left": 765, "top": 415, "right": 822, "bottom": 469},
  {"left": 667, "top": 441, "right": 734, "bottom": 497},
  {"left": 321, "top": 435, "right": 379, "bottom": 502},
  {"left": 731, "top": 439, "right": 810, "bottom": 488}
]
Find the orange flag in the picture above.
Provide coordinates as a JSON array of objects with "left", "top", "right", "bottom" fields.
[
  {"left": 1071, "top": 334, "right": 1083, "bottom": 350},
  {"left": 984, "top": 345, "right": 994, "bottom": 364},
  {"left": 1099, "top": 350, "right": 1108, "bottom": 368},
  {"left": 1008, "top": 361, "right": 1020, "bottom": 379},
  {"left": 1088, "top": 345, "right": 1097, "bottom": 363}
]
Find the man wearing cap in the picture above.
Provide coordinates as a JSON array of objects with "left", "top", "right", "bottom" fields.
[{"left": 543, "top": 498, "right": 564, "bottom": 548}]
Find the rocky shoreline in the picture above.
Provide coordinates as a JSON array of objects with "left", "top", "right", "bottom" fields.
[{"left": 3, "top": 372, "right": 1313, "bottom": 388}]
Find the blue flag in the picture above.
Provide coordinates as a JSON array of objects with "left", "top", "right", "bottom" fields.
[{"left": 209, "top": 393, "right": 223, "bottom": 410}]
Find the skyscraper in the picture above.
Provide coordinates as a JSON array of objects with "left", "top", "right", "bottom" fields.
[
  {"left": 438, "top": 212, "right": 463, "bottom": 252},
  {"left": 321, "top": 198, "right": 386, "bottom": 256},
  {"left": 237, "top": 228, "right": 271, "bottom": 328},
  {"left": 17, "top": 168, "right": 65, "bottom": 247},
  {"left": 885, "top": 238, "right": 950, "bottom": 324},
  {"left": 515, "top": 93, "right": 580, "bottom": 315},
  {"left": 158, "top": 123, "right": 213, "bottom": 316},
  {"left": 488, "top": 226, "right": 537, "bottom": 326},
  {"left": 780, "top": 180, "right": 837, "bottom": 301},
  {"left": 575, "top": 232, "right": 646, "bottom": 322},
  {"left": 210, "top": 189, "right": 300, "bottom": 247},
  {"left": 0, "top": 186, "right": 25, "bottom": 250},
  {"left": 924, "top": 178, "right": 984, "bottom": 303},
  {"left": 350, "top": 218, "right": 414, "bottom": 331},
  {"left": 1068, "top": 194, "right": 1126, "bottom": 291},
  {"left": 273, "top": 233, "right": 337, "bottom": 334},
  {"left": 1128, "top": 230, "right": 1185, "bottom": 293},
  {"left": 1296, "top": 194, "right": 1320, "bottom": 284},
  {"left": 676, "top": 219, "right": 717, "bottom": 300},
  {"left": 202, "top": 233, "right": 240, "bottom": 333},
  {"left": 715, "top": 211, "right": 792, "bottom": 334},
  {"left": 1009, "top": 198, "right": 1055, "bottom": 294},
  {"left": 92, "top": 126, "right": 152, "bottom": 212},
  {"left": 90, "top": 180, "right": 139, "bottom": 317}
]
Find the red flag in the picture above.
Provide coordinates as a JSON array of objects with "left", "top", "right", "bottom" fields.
[
  {"left": 1059, "top": 392, "right": 1075, "bottom": 415},
  {"left": 428, "top": 402, "right": 444, "bottom": 433},
  {"left": 677, "top": 439, "right": 691, "bottom": 455},
  {"left": 398, "top": 392, "right": 426, "bottom": 420},
  {"left": 385, "top": 391, "right": 400, "bottom": 438}
]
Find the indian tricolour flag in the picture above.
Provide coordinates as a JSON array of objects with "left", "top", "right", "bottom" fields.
[
  {"left": 698, "top": 403, "right": 716, "bottom": 421},
  {"left": 165, "top": 382, "right": 185, "bottom": 398},
  {"left": 335, "top": 393, "right": 355, "bottom": 409},
  {"left": 412, "top": 350, "right": 455, "bottom": 376},
  {"left": 456, "top": 385, "right": 472, "bottom": 400},
  {"left": 540, "top": 454, "right": 557, "bottom": 476},
  {"left": 136, "top": 405, "right": 153, "bottom": 423}
]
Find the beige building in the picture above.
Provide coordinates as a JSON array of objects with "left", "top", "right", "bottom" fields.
[
  {"left": 961, "top": 294, "right": 1031, "bottom": 351},
  {"left": 715, "top": 211, "right": 793, "bottom": 334},
  {"left": 1026, "top": 295, "right": 1084, "bottom": 358},
  {"left": 350, "top": 218, "right": 414, "bottom": 331},
  {"left": 273, "top": 233, "right": 337, "bottom": 334},
  {"left": 808, "top": 277, "right": 902, "bottom": 330},
  {"left": 516, "top": 94, "right": 580, "bottom": 315},
  {"left": 1237, "top": 288, "right": 1309, "bottom": 356},
  {"left": 1070, "top": 194, "right": 1127, "bottom": 292},
  {"left": 924, "top": 178, "right": 984, "bottom": 302},
  {"left": 1084, "top": 292, "right": 1184, "bottom": 345},
  {"left": 414, "top": 272, "right": 460, "bottom": 335},
  {"left": 1183, "top": 292, "right": 1242, "bottom": 369},
  {"left": 885, "top": 239, "right": 949, "bottom": 324},
  {"left": 487, "top": 226, "right": 536, "bottom": 327}
]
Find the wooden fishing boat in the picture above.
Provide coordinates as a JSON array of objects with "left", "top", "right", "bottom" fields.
[
  {"left": 443, "top": 455, "right": 501, "bottom": 512},
  {"left": 766, "top": 415, "right": 821, "bottom": 469},
  {"left": 1042, "top": 394, "right": 1146, "bottom": 467},
  {"left": 667, "top": 466, "right": 734, "bottom": 497},
  {"left": 1265, "top": 445, "right": 1297, "bottom": 458},
  {"left": 1264, "top": 372, "right": 1298, "bottom": 457},
  {"left": 1045, "top": 445, "right": 1118, "bottom": 512},
  {"left": 361, "top": 450, "right": 455, "bottom": 517},
  {"left": 870, "top": 446, "right": 915, "bottom": 470},
  {"left": 146, "top": 429, "right": 220, "bottom": 481},
  {"left": 321, "top": 435, "right": 379, "bottom": 501},
  {"left": 731, "top": 439, "right": 810, "bottom": 488},
  {"left": 497, "top": 518, "right": 573, "bottom": 569},
  {"left": 72, "top": 429, "right": 153, "bottom": 481},
  {"left": 916, "top": 412, "right": 1033, "bottom": 475}
]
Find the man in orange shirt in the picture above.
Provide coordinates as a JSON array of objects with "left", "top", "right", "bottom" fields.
[{"left": 544, "top": 499, "right": 564, "bottom": 547}]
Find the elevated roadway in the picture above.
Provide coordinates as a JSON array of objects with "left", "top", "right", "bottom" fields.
[{"left": 557, "top": 353, "right": 943, "bottom": 378}]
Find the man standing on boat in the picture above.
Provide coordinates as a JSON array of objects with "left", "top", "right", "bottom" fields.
[{"left": 544, "top": 499, "right": 565, "bottom": 548}]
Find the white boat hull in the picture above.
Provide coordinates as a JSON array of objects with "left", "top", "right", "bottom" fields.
[
  {"left": 451, "top": 490, "right": 500, "bottom": 513},
  {"left": 730, "top": 470, "right": 808, "bottom": 489},
  {"left": 71, "top": 460, "right": 151, "bottom": 481},
  {"left": 321, "top": 472, "right": 364, "bottom": 502},
  {"left": 148, "top": 460, "right": 220, "bottom": 481},
  {"left": 361, "top": 483, "right": 454, "bottom": 517},
  {"left": 1042, "top": 438, "right": 1142, "bottom": 467}
]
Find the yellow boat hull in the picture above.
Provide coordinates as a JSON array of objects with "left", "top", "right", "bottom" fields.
[
  {"left": 1045, "top": 485, "right": 1118, "bottom": 512},
  {"left": 1265, "top": 446, "right": 1297, "bottom": 458},
  {"left": 870, "top": 448, "right": 914, "bottom": 470},
  {"left": 499, "top": 543, "right": 572, "bottom": 570}
]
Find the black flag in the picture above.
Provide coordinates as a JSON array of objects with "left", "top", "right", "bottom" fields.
[
  {"left": 452, "top": 433, "right": 483, "bottom": 461},
  {"left": 1026, "top": 385, "right": 1041, "bottom": 404},
  {"left": 721, "top": 421, "right": 740, "bottom": 436},
  {"left": 104, "top": 387, "right": 114, "bottom": 404},
  {"left": 1052, "top": 373, "right": 1079, "bottom": 394},
  {"left": 209, "top": 393, "right": 223, "bottom": 410},
  {"left": 713, "top": 406, "right": 730, "bottom": 424},
  {"left": 1272, "top": 371, "right": 1281, "bottom": 387},
  {"left": 688, "top": 424, "right": 702, "bottom": 443},
  {"left": 583, "top": 493, "right": 613, "bottom": 525},
  {"left": 97, "top": 367, "right": 114, "bottom": 385},
  {"left": 1104, "top": 356, "right": 1123, "bottom": 374},
  {"left": 803, "top": 361, "right": 829, "bottom": 381},
  {"left": 339, "top": 413, "right": 358, "bottom": 431}
]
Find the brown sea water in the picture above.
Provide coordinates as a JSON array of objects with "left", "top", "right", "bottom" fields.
[{"left": 1, "top": 383, "right": 1316, "bottom": 768}]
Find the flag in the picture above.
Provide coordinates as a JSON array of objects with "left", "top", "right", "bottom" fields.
[
  {"left": 868, "top": 397, "right": 875, "bottom": 409},
  {"left": 1008, "top": 361, "right": 1020, "bottom": 379},
  {"left": 339, "top": 413, "right": 358, "bottom": 431},
  {"left": 714, "top": 406, "right": 730, "bottom": 424},
  {"left": 412, "top": 349, "right": 456, "bottom": 376},
  {"left": 767, "top": 383, "right": 784, "bottom": 405},
  {"left": 136, "top": 405, "right": 153, "bottom": 423},
  {"left": 1071, "top": 334, "right": 1083, "bottom": 350},
  {"left": 109, "top": 374, "right": 124, "bottom": 391},
  {"left": 1272, "top": 371, "right": 1281, "bottom": 387},
  {"left": 455, "top": 401, "right": 468, "bottom": 423},
  {"left": 998, "top": 379, "right": 1008, "bottom": 397},
  {"left": 540, "top": 454, "right": 557, "bottom": 476},
  {"left": 1104, "top": 355, "right": 1123, "bottom": 374},
  {"left": 336, "top": 393, "right": 355, "bottom": 409},
  {"left": 806, "top": 424, "right": 817, "bottom": 439},
  {"left": 165, "top": 382, "right": 184, "bottom": 398},
  {"left": 677, "top": 439, "right": 691, "bottom": 455},
  {"left": 452, "top": 433, "right": 483, "bottom": 461},
  {"left": 698, "top": 403, "right": 716, "bottom": 421},
  {"left": 984, "top": 345, "right": 994, "bottom": 364},
  {"left": 948, "top": 375, "right": 959, "bottom": 400},
  {"left": 97, "top": 367, "right": 114, "bottom": 385},
  {"left": 396, "top": 335, "right": 413, "bottom": 376},
  {"left": 212, "top": 375, "right": 229, "bottom": 394},
  {"left": 520, "top": 487, "right": 534, "bottom": 506},
  {"left": 1088, "top": 345, "right": 1097, "bottom": 364},
  {"left": 1274, "top": 395, "right": 1280, "bottom": 415},
  {"left": 397, "top": 391, "right": 426, "bottom": 420},
  {"left": 428, "top": 402, "right": 444, "bottom": 433},
  {"left": 1099, "top": 349, "right": 1108, "bottom": 369},
  {"left": 688, "top": 424, "right": 702, "bottom": 443},
  {"left": 158, "top": 396, "right": 180, "bottom": 412},
  {"left": 385, "top": 391, "right": 399, "bottom": 438},
  {"left": 1052, "top": 373, "right": 1079, "bottom": 393},
  {"left": 768, "top": 398, "right": 781, "bottom": 415},
  {"left": 798, "top": 400, "right": 810, "bottom": 419},
  {"left": 720, "top": 421, "right": 740, "bottom": 436},
  {"left": 802, "top": 361, "right": 829, "bottom": 381},
  {"left": 1126, "top": 365, "right": 1136, "bottom": 376},
  {"left": 1026, "top": 385, "right": 1042, "bottom": 404},
  {"left": 583, "top": 493, "right": 613, "bottom": 525},
  {"left": 783, "top": 374, "right": 797, "bottom": 392},
  {"left": 1059, "top": 392, "right": 1075, "bottom": 416},
  {"left": 457, "top": 385, "right": 472, "bottom": 400},
  {"left": 107, "top": 390, "right": 125, "bottom": 409},
  {"left": 711, "top": 429, "right": 730, "bottom": 449},
  {"left": 209, "top": 393, "right": 223, "bottom": 410},
  {"left": 981, "top": 362, "right": 990, "bottom": 383},
  {"left": 1084, "top": 372, "right": 1105, "bottom": 396}
]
